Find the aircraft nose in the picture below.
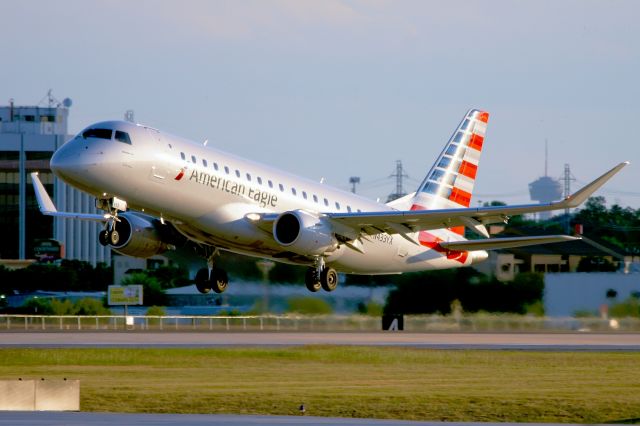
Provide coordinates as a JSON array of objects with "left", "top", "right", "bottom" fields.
[{"left": 50, "top": 140, "right": 84, "bottom": 182}]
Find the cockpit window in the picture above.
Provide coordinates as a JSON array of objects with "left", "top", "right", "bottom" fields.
[
  {"left": 115, "top": 130, "right": 132, "bottom": 144},
  {"left": 82, "top": 128, "right": 112, "bottom": 140}
]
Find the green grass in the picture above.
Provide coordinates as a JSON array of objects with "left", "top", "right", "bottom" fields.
[{"left": 0, "top": 347, "right": 639, "bottom": 423}]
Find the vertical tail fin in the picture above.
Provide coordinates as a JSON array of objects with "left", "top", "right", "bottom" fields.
[
  {"left": 413, "top": 109, "right": 488, "bottom": 209},
  {"left": 411, "top": 109, "right": 489, "bottom": 234}
]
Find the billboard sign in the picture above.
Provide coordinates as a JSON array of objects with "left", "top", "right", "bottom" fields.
[{"left": 108, "top": 285, "right": 143, "bottom": 305}]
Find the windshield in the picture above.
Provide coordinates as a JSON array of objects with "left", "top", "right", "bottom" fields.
[{"left": 82, "top": 128, "right": 113, "bottom": 140}]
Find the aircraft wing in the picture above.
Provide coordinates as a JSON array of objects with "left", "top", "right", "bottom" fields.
[
  {"left": 31, "top": 172, "right": 106, "bottom": 221},
  {"left": 439, "top": 235, "right": 579, "bottom": 251},
  {"left": 325, "top": 162, "right": 628, "bottom": 238}
]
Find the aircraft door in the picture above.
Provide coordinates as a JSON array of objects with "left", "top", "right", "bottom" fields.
[{"left": 146, "top": 127, "right": 170, "bottom": 183}]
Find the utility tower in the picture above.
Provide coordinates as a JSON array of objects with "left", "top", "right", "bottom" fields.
[{"left": 387, "top": 160, "right": 408, "bottom": 202}]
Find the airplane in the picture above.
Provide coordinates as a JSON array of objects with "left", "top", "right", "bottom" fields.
[{"left": 31, "top": 109, "right": 628, "bottom": 294}]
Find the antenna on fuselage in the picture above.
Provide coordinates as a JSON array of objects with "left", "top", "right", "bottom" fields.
[
  {"left": 124, "top": 110, "right": 135, "bottom": 123},
  {"left": 203, "top": 139, "right": 208, "bottom": 146}
]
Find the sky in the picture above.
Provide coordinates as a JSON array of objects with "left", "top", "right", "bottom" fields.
[{"left": 1, "top": 0, "right": 638, "bottom": 208}]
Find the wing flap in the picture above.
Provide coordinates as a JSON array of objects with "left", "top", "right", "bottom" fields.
[{"left": 439, "top": 235, "right": 579, "bottom": 251}]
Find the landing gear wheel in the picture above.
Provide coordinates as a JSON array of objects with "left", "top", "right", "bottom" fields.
[
  {"left": 211, "top": 268, "right": 228, "bottom": 294},
  {"left": 109, "top": 230, "right": 120, "bottom": 245},
  {"left": 98, "top": 230, "right": 109, "bottom": 246},
  {"left": 305, "top": 268, "right": 321, "bottom": 292},
  {"left": 321, "top": 267, "right": 338, "bottom": 292},
  {"left": 195, "top": 268, "right": 212, "bottom": 294}
]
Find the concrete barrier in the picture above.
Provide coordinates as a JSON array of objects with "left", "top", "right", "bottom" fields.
[{"left": 0, "top": 379, "right": 79, "bottom": 411}]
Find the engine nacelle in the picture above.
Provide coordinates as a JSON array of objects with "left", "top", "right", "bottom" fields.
[
  {"left": 273, "top": 210, "right": 338, "bottom": 256},
  {"left": 110, "top": 213, "right": 171, "bottom": 258}
]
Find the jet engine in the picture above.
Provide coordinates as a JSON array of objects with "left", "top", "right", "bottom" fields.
[
  {"left": 273, "top": 210, "right": 338, "bottom": 256},
  {"left": 109, "top": 213, "right": 172, "bottom": 258}
]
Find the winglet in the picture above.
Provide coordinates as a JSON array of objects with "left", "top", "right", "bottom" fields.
[
  {"left": 31, "top": 172, "right": 57, "bottom": 214},
  {"left": 561, "top": 161, "right": 629, "bottom": 208},
  {"left": 30, "top": 171, "right": 106, "bottom": 221}
]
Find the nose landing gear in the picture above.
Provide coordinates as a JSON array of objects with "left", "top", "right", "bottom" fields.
[{"left": 97, "top": 196, "right": 126, "bottom": 247}]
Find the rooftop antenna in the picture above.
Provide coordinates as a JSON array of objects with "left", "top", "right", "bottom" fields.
[
  {"left": 544, "top": 139, "right": 548, "bottom": 176},
  {"left": 349, "top": 176, "right": 360, "bottom": 193}
]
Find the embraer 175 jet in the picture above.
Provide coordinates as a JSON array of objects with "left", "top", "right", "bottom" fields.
[{"left": 32, "top": 109, "right": 627, "bottom": 294}]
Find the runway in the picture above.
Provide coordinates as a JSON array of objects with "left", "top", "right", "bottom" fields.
[
  {"left": 2, "top": 331, "right": 640, "bottom": 350},
  {"left": 0, "top": 412, "right": 617, "bottom": 426}
]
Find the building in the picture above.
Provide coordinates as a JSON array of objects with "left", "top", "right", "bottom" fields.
[{"left": 0, "top": 96, "right": 110, "bottom": 265}]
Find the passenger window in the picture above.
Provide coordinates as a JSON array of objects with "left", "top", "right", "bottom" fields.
[
  {"left": 224, "top": 166, "right": 230, "bottom": 174},
  {"left": 313, "top": 195, "right": 318, "bottom": 203},
  {"left": 279, "top": 184, "right": 284, "bottom": 192},
  {"left": 291, "top": 188, "right": 297, "bottom": 196},
  {"left": 246, "top": 173, "right": 251, "bottom": 181},
  {"left": 202, "top": 159, "right": 208, "bottom": 167},
  {"left": 257, "top": 177, "right": 262, "bottom": 185},
  {"left": 335, "top": 202, "right": 340, "bottom": 210},
  {"left": 180, "top": 152, "right": 186, "bottom": 160},
  {"left": 324, "top": 198, "right": 329, "bottom": 206},
  {"left": 213, "top": 163, "right": 219, "bottom": 171},
  {"left": 191, "top": 155, "right": 197, "bottom": 164},
  {"left": 357, "top": 209, "right": 362, "bottom": 212},
  {"left": 115, "top": 130, "right": 132, "bottom": 144},
  {"left": 268, "top": 180, "right": 273, "bottom": 188},
  {"left": 235, "top": 170, "right": 241, "bottom": 178},
  {"left": 347, "top": 206, "right": 352, "bottom": 212},
  {"left": 302, "top": 191, "right": 307, "bottom": 200},
  {"left": 82, "top": 128, "right": 112, "bottom": 140}
]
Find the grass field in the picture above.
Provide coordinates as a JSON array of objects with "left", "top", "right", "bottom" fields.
[{"left": 0, "top": 347, "right": 639, "bottom": 423}]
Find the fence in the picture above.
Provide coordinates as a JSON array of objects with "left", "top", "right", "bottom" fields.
[{"left": 1, "top": 314, "right": 639, "bottom": 332}]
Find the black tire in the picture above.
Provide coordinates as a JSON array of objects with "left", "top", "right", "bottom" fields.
[
  {"left": 110, "top": 229, "right": 120, "bottom": 245},
  {"left": 211, "top": 268, "right": 228, "bottom": 294},
  {"left": 321, "top": 267, "right": 339, "bottom": 292},
  {"left": 98, "top": 230, "right": 109, "bottom": 246},
  {"left": 305, "top": 268, "right": 321, "bottom": 292},
  {"left": 195, "top": 268, "right": 211, "bottom": 294}
]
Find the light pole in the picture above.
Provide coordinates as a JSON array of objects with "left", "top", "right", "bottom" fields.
[{"left": 256, "top": 260, "right": 275, "bottom": 313}]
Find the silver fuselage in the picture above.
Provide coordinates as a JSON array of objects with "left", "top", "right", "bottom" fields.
[{"left": 51, "top": 121, "right": 486, "bottom": 274}]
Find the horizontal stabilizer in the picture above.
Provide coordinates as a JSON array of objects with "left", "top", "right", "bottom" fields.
[
  {"left": 30, "top": 172, "right": 106, "bottom": 222},
  {"left": 439, "top": 235, "right": 579, "bottom": 251}
]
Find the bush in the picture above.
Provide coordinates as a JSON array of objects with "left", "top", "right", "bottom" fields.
[
  {"left": 22, "top": 298, "right": 54, "bottom": 314},
  {"left": 287, "top": 297, "right": 333, "bottom": 314},
  {"left": 22, "top": 297, "right": 110, "bottom": 315},
  {"left": 146, "top": 306, "right": 166, "bottom": 316},
  {"left": 73, "top": 298, "right": 111, "bottom": 315},
  {"left": 609, "top": 298, "right": 640, "bottom": 318},
  {"left": 357, "top": 301, "right": 384, "bottom": 316}
]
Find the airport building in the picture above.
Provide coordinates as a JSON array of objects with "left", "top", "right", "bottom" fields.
[{"left": 0, "top": 96, "right": 110, "bottom": 265}]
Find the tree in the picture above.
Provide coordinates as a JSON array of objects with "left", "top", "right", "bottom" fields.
[{"left": 121, "top": 272, "right": 168, "bottom": 306}]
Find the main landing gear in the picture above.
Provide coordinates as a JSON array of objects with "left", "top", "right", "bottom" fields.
[
  {"left": 194, "top": 249, "right": 229, "bottom": 294},
  {"left": 305, "top": 257, "right": 338, "bottom": 293}
]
